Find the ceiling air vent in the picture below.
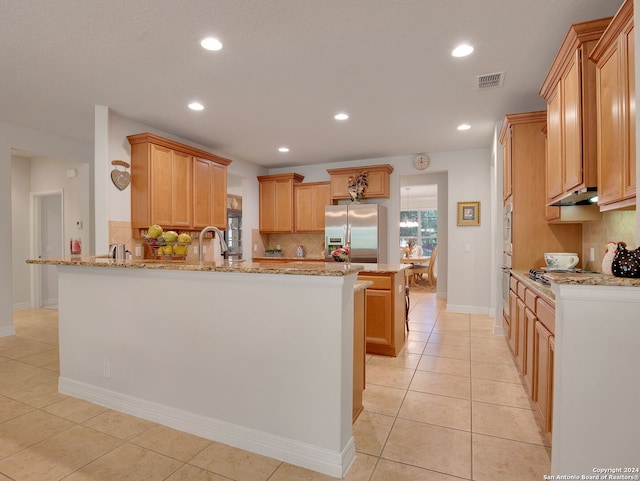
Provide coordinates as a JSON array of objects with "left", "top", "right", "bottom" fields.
[{"left": 474, "top": 71, "right": 506, "bottom": 90}]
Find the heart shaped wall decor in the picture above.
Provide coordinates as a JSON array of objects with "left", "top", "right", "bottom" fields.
[{"left": 111, "top": 170, "right": 130, "bottom": 190}]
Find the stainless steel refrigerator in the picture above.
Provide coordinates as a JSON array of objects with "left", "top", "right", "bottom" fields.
[{"left": 325, "top": 204, "right": 387, "bottom": 263}]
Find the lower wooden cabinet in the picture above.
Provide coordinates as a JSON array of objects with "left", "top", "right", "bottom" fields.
[
  {"left": 353, "top": 286, "right": 366, "bottom": 422},
  {"left": 358, "top": 271, "right": 406, "bottom": 357},
  {"left": 508, "top": 274, "right": 555, "bottom": 440}
]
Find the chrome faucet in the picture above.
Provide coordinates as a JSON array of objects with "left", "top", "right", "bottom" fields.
[{"left": 198, "top": 226, "right": 228, "bottom": 262}]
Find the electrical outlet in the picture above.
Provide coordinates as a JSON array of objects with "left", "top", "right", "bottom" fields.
[
  {"left": 135, "top": 246, "right": 142, "bottom": 257},
  {"left": 193, "top": 246, "right": 198, "bottom": 255},
  {"left": 103, "top": 361, "right": 111, "bottom": 379},
  {"left": 253, "top": 244, "right": 257, "bottom": 252},
  {"left": 464, "top": 243, "right": 471, "bottom": 253},
  {"left": 276, "top": 244, "right": 281, "bottom": 250},
  {"left": 590, "top": 247, "right": 595, "bottom": 262}
]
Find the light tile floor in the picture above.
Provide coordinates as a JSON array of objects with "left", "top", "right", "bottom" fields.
[{"left": 0, "top": 290, "right": 550, "bottom": 480}]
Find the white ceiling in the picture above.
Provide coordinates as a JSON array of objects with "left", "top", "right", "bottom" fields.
[{"left": 0, "top": 0, "right": 621, "bottom": 168}]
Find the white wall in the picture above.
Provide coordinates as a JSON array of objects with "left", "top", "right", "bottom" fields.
[
  {"left": 11, "top": 156, "right": 31, "bottom": 309},
  {"left": 1, "top": 121, "right": 92, "bottom": 335},
  {"left": 269, "top": 148, "right": 494, "bottom": 314}
]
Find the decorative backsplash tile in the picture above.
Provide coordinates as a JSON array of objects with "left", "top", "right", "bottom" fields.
[
  {"left": 582, "top": 210, "right": 637, "bottom": 272},
  {"left": 259, "top": 233, "right": 325, "bottom": 258}
]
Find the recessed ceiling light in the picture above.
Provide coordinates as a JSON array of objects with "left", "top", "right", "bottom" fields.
[
  {"left": 334, "top": 112, "right": 349, "bottom": 121},
  {"left": 200, "top": 37, "right": 223, "bottom": 51},
  {"left": 452, "top": 44, "right": 474, "bottom": 57},
  {"left": 457, "top": 123, "right": 471, "bottom": 131},
  {"left": 188, "top": 102, "right": 204, "bottom": 111},
  {"left": 278, "top": 147, "right": 290, "bottom": 153}
]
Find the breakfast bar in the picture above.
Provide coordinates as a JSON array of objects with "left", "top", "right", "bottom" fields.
[{"left": 27, "top": 256, "right": 364, "bottom": 478}]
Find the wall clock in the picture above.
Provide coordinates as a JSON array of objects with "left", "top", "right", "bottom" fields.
[
  {"left": 111, "top": 160, "right": 131, "bottom": 190},
  {"left": 413, "top": 154, "right": 430, "bottom": 170}
]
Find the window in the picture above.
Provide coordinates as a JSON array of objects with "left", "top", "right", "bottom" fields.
[{"left": 400, "top": 209, "right": 438, "bottom": 256}]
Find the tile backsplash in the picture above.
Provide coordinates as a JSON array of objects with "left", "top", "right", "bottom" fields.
[
  {"left": 582, "top": 210, "right": 637, "bottom": 272},
  {"left": 258, "top": 233, "right": 325, "bottom": 259}
]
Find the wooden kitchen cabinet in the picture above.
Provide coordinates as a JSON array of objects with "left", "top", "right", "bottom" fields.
[
  {"left": 508, "top": 272, "right": 555, "bottom": 441},
  {"left": 128, "top": 132, "right": 231, "bottom": 230},
  {"left": 326, "top": 164, "right": 394, "bottom": 200},
  {"left": 499, "top": 112, "right": 581, "bottom": 270},
  {"left": 358, "top": 271, "right": 406, "bottom": 357},
  {"left": 353, "top": 285, "right": 366, "bottom": 423},
  {"left": 193, "top": 157, "right": 227, "bottom": 230},
  {"left": 539, "top": 17, "right": 610, "bottom": 204},
  {"left": 294, "top": 181, "right": 331, "bottom": 232},
  {"left": 591, "top": 0, "right": 636, "bottom": 211},
  {"left": 258, "top": 173, "right": 304, "bottom": 233}
]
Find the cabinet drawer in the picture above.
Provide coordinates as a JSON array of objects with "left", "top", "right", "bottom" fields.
[
  {"left": 525, "top": 289, "right": 538, "bottom": 311},
  {"left": 517, "top": 283, "right": 526, "bottom": 300},
  {"left": 357, "top": 275, "right": 391, "bottom": 290},
  {"left": 536, "top": 299, "right": 555, "bottom": 335},
  {"left": 510, "top": 277, "right": 519, "bottom": 291}
]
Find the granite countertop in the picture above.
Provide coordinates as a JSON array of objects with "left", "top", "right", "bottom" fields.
[
  {"left": 543, "top": 271, "right": 640, "bottom": 287},
  {"left": 511, "top": 270, "right": 555, "bottom": 304},
  {"left": 26, "top": 256, "right": 363, "bottom": 277},
  {"left": 354, "top": 280, "right": 373, "bottom": 292}
]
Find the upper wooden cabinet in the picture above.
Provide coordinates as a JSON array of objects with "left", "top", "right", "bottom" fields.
[
  {"left": 590, "top": 0, "right": 636, "bottom": 211},
  {"left": 539, "top": 17, "right": 611, "bottom": 205},
  {"left": 326, "top": 164, "right": 393, "bottom": 200},
  {"left": 294, "top": 181, "right": 331, "bottom": 232},
  {"left": 499, "top": 112, "right": 582, "bottom": 269},
  {"left": 128, "top": 133, "right": 231, "bottom": 231},
  {"left": 258, "top": 173, "right": 304, "bottom": 233},
  {"left": 193, "top": 157, "right": 227, "bottom": 229}
]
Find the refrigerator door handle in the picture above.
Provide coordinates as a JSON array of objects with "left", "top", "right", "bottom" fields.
[{"left": 346, "top": 225, "right": 351, "bottom": 246}]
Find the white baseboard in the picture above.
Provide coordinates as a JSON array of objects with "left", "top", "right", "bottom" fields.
[
  {"left": 0, "top": 325, "right": 16, "bottom": 337},
  {"left": 59, "top": 378, "right": 355, "bottom": 478},
  {"left": 13, "top": 302, "right": 31, "bottom": 311},
  {"left": 492, "top": 325, "right": 507, "bottom": 336},
  {"left": 445, "top": 304, "right": 490, "bottom": 315}
]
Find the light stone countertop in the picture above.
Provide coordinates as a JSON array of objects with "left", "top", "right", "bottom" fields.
[
  {"left": 26, "top": 256, "right": 363, "bottom": 277},
  {"left": 354, "top": 280, "right": 373, "bottom": 292},
  {"left": 543, "top": 270, "right": 640, "bottom": 287}
]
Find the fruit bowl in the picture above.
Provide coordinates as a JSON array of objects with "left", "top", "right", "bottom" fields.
[{"left": 144, "top": 236, "right": 191, "bottom": 260}]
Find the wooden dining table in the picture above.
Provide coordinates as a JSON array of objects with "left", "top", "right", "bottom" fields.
[{"left": 401, "top": 256, "right": 431, "bottom": 286}]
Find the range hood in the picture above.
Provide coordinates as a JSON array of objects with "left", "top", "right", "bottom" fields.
[{"left": 549, "top": 187, "right": 598, "bottom": 206}]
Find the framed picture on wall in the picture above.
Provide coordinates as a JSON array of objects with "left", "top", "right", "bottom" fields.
[{"left": 457, "top": 201, "right": 480, "bottom": 226}]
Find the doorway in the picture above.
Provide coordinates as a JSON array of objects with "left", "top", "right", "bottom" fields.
[{"left": 31, "top": 190, "right": 64, "bottom": 308}]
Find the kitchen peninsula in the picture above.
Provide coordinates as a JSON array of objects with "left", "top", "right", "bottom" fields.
[{"left": 27, "top": 256, "right": 364, "bottom": 478}]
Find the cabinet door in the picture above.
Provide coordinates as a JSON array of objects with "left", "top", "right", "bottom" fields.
[
  {"left": 625, "top": 23, "right": 636, "bottom": 200},
  {"left": 259, "top": 178, "right": 295, "bottom": 232},
  {"left": 193, "top": 158, "right": 227, "bottom": 230},
  {"left": 294, "top": 183, "right": 330, "bottom": 232},
  {"left": 508, "top": 289, "right": 518, "bottom": 354},
  {"left": 534, "top": 320, "right": 552, "bottom": 432},
  {"left": 210, "top": 162, "right": 227, "bottom": 229},
  {"left": 516, "top": 297, "right": 526, "bottom": 372},
  {"left": 503, "top": 130, "right": 512, "bottom": 201},
  {"left": 597, "top": 43, "right": 624, "bottom": 205},
  {"left": 546, "top": 86, "right": 564, "bottom": 201},
  {"left": 562, "top": 55, "right": 583, "bottom": 193},
  {"left": 259, "top": 180, "right": 276, "bottom": 232},
  {"left": 330, "top": 173, "right": 352, "bottom": 199},
  {"left": 170, "top": 150, "right": 193, "bottom": 228},
  {"left": 364, "top": 289, "right": 393, "bottom": 350},
  {"left": 523, "top": 307, "right": 536, "bottom": 395}
]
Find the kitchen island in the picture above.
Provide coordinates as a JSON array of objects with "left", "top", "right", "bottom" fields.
[{"left": 26, "top": 256, "right": 364, "bottom": 478}]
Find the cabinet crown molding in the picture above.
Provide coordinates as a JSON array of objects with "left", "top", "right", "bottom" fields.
[
  {"left": 257, "top": 173, "right": 304, "bottom": 183},
  {"left": 127, "top": 132, "right": 232, "bottom": 166},
  {"left": 590, "top": 0, "right": 633, "bottom": 63},
  {"left": 498, "top": 111, "right": 546, "bottom": 144},
  {"left": 539, "top": 17, "right": 612, "bottom": 100},
  {"left": 326, "top": 163, "right": 394, "bottom": 175}
]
